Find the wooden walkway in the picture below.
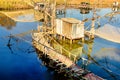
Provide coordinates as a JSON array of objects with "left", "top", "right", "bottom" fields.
[
  {"left": 32, "top": 32, "right": 103, "bottom": 80},
  {"left": 32, "top": 32, "right": 73, "bottom": 67}
]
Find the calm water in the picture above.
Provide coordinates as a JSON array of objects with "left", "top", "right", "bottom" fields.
[{"left": 0, "top": 8, "right": 120, "bottom": 80}]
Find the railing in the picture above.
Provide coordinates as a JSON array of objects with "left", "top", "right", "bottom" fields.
[{"left": 32, "top": 33, "right": 74, "bottom": 67}]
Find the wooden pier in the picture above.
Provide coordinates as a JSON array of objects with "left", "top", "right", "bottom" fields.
[
  {"left": 32, "top": 31, "right": 103, "bottom": 80},
  {"left": 32, "top": 32, "right": 73, "bottom": 67},
  {"left": 31, "top": 0, "right": 104, "bottom": 79}
]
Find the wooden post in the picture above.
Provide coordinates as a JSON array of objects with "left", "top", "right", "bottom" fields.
[
  {"left": 60, "top": 46, "right": 62, "bottom": 54},
  {"left": 69, "top": 52, "right": 71, "bottom": 58},
  {"left": 37, "top": 26, "right": 40, "bottom": 32},
  {"left": 87, "top": 40, "right": 94, "bottom": 60},
  {"left": 51, "top": 0, "right": 56, "bottom": 34},
  {"left": 89, "top": 35, "right": 91, "bottom": 39},
  {"left": 74, "top": 55, "right": 76, "bottom": 63},
  {"left": 91, "top": 35, "right": 94, "bottom": 39},
  {"left": 43, "top": 6, "right": 47, "bottom": 32},
  {"left": 63, "top": 36, "right": 65, "bottom": 41},
  {"left": 82, "top": 37, "right": 84, "bottom": 42},
  {"left": 60, "top": 35, "right": 62, "bottom": 40},
  {"left": 70, "top": 39, "right": 73, "bottom": 44},
  {"left": 90, "top": 20, "right": 95, "bottom": 39},
  {"left": 64, "top": 0, "right": 67, "bottom": 17}
]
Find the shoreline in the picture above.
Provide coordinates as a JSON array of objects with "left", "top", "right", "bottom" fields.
[{"left": 0, "top": 0, "right": 120, "bottom": 10}]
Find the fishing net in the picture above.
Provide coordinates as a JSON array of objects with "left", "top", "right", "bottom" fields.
[{"left": 95, "top": 24, "right": 120, "bottom": 43}]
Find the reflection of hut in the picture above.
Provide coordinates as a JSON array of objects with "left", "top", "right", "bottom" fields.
[
  {"left": 34, "top": 2, "right": 45, "bottom": 11},
  {"left": 56, "top": 18, "right": 84, "bottom": 43},
  {"left": 112, "top": 7, "right": 118, "bottom": 11},
  {"left": 112, "top": 1, "right": 119, "bottom": 11},
  {"left": 51, "top": 39, "right": 83, "bottom": 61},
  {"left": 80, "top": 8, "right": 90, "bottom": 14}
]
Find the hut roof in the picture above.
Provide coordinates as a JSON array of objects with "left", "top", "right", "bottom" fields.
[{"left": 61, "top": 18, "right": 81, "bottom": 24}]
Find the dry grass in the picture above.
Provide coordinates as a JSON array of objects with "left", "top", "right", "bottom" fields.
[
  {"left": 0, "top": 0, "right": 32, "bottom": 10},
  {"left": 0, "top": 0, "right": 120, "bottom": 10}
]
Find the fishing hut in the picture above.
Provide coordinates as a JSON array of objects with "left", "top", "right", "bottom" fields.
[
  {"left": 112, "top": 1, "right": 119, "bottom": 11},
  {"left": 56, "top": 18, "right": 84, "bottom": 44},
  {"left": 112, "top": 1, "right": 119, "bottom": 7},
  {"left": 79, "top": 2, "right": 91, "bottom": 10}
]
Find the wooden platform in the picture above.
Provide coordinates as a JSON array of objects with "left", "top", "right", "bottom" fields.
[
  {"left": 32, "top": 31, "right": 103, "bottom": 80},
  {"left": 32, "top": 32, "right": 74, "bottom": 67}
]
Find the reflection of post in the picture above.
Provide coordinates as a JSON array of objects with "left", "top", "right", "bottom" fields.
[
  {"left": 81, "top": 40, "right": 93, "bottom": 69},
  {"left": 87, "top": 40, "right": 94, "bottom": 61},
  {"left": 82, "top": 14, "right": 85, "bottom": 20},
  {"left": 81, "top": 40, "right": 94, "bottom": 69},
  {"left": 112, "top": 7, "right": 118, "bottom": 11},
  {"left": 90, "top": 10, "right": 96, "bottom": 39},
  {"left": 64, "top": 0, "right": 67, "bottom": 17},
  {"left": 90, "top": 20, "right": 95, "bottom": 38}
]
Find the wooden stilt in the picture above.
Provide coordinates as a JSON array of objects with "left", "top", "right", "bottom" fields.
[
  {"left": 74, "top": 56, "right": 76, "bottom": 63},
  {"left": 69, "top": 52, "right": 71, "bottom": 58},
  {"left": 82, "top": 37, "right": 84, "bottom": 42},
  {"left": 60, "top": 35, "right": 62, "bottom": 40},
  {"left": 91, "top": 34, "right": 94, "bottom": 39},
  {"left": 37, "top": 26, "right": 41, "bottom": 32},
  {"left": 89, "top": 35, "right": 91, "bottom": 39},
  {"left": 63, "top": 36, "right": 65, "bottom": 41},
  {"left": 70, "top": 39, "right": 73, "bottom": 44}
]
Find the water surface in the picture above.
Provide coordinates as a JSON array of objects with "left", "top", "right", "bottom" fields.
[{"left": 0, "top": 8, "right": 120, "bottom": 80}]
